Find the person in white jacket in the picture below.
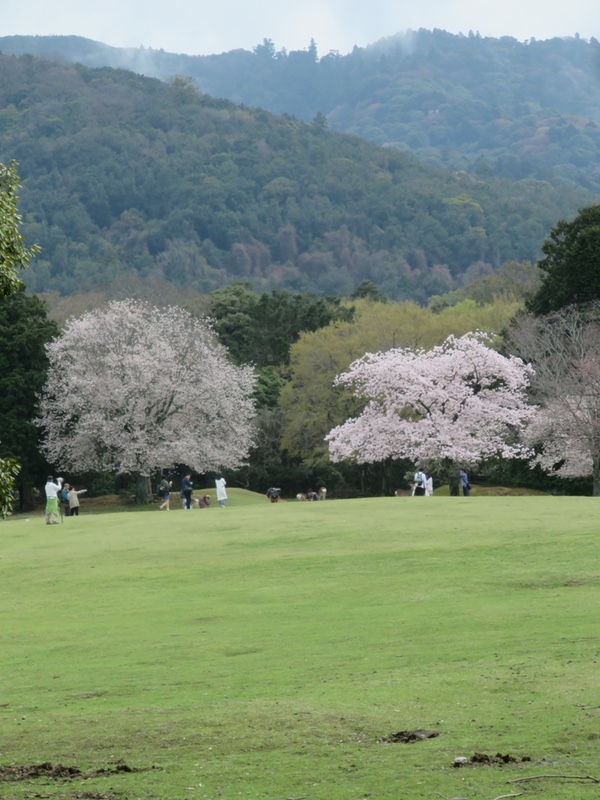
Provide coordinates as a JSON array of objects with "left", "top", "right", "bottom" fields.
[
  {"left": 215, "top": 474, "right": 227, "bottom": 507},
  {"left": 44, "top": 475, "right": 63, "bottom": 525},
  {"left": 412, "top": 468, "right": 427, "bottom": 496}
]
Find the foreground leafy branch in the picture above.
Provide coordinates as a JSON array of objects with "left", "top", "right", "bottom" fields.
[
  {"left": 0, "top": 160, "right": 39, "bottom": 298},
  {"left": 0, "top": 457, "right": 20, "bottom": 518}
]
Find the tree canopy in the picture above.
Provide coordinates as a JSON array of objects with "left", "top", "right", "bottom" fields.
[
  {"left": 0, "top": 290, "right": 59, "bottom": 504},
  {"left": 4, "top": 31, "right": 600, "bottom": 193},
  {"left": 0, "top": 161, "right": 39, "bottom": 297},
  {"left": 0, "top": 51, "right": 593, "bottom": 304},
  {"left": 527, "top": 204, "right": 600, "bottom": 314},
  {"left": 280, "top": 297, "right": 523, "bottom": 467},
  {"left": 507, "top": 305, "right": 600, "bottom": 494},
  {"left": 326, "top": 333, "right": 535, "bottom": 476},
  {"left": 207, "top": 283, "right": 353, "bottom": 367},
  {"left": 0, "top": 160, "right": 42, "bottom": 516},
  {"left": 37, "top": 300, "right": 256, "bottom": 501}
]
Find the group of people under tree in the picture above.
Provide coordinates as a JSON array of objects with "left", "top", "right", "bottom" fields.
[
  {"left": 43, "top": 465, "right": 474, "bottom": 521},
  {"left": 156, "top": 473, "right": 227, "bottom": 511},
  {"left": 44, "top": 476, "right": 87, "bottom": 524},
  {"left": 411, "top": 467, "right": 470, "bottom": 497}
]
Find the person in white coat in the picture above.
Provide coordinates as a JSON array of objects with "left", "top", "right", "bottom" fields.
[
  {"left": 44, "top": 475, "right": 63, "bottom": 525},
  {"left": 215, "top": 474, "right": 227, "bottom": 507}
]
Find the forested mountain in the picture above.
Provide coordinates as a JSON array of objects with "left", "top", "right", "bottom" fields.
[
  {"left": 2, "top": 30, "right": 600, "bottom": 193},
  {"left": 0, "top": 50, "right": 595, "bottom": 300}
]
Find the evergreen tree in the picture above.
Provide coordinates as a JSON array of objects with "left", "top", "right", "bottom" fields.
[
  {"left": 0, "top": 161, "right": 39, "bottom": 298},
  {"left": 0, "top": 290, "right": 59, "bottom": 508},
  {"left": 527, "top": 205, "right": 600, "bottom": 314},
  {"left": 0, "top": 160, "right": 41, "bottom": 516}
]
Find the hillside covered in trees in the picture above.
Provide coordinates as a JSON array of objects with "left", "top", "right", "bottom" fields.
[
  {"left": 3, "top": 29, "right": 600, "bottom": 194},
  {"left": 0, "top": 49, "right": 596, "bottom": 300}
]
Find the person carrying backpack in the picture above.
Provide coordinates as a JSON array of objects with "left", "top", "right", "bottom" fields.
[
  {"left": 158, "top": 477, "right": 172, "bottom": 510},
  {"left": 412, "top": 468, "right": 427, "bottom": 496}
]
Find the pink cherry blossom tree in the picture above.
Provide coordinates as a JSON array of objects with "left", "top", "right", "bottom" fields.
[
  {"left": 326, "top": 332, "right": 536, "bottom": 489},
  {"left": 37, "top": 300, "right": 256, "bottom": 502}
]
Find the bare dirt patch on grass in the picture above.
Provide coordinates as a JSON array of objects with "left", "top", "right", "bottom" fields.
[
  {"left": 0, "top": 760, "right": 154, "bottom": 782},
  {"left": 453, "top": 752, "right": 532, "bottom": 767},
  {"left": 378, "top": 728, "right": 440, "bottom": 743}
]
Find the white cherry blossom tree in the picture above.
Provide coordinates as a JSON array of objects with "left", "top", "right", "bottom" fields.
[
  {"left": 326, "top": 332, "right": 536, "bottom": 487},
  {"left": 507, "top": 306, "right": 600, "bottom": 495},
  {"left": 37, "top": 300, "right": 256, "bottom": 502}
]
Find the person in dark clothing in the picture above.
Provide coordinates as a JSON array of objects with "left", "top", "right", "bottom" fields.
[
  {"left": 181, "top": 474, "right": 193, "bottom": 509},
  {"left": 158, "top": 477, "right": 172, "bottom": 511}
]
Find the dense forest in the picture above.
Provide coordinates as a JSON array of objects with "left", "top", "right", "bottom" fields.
[
  {"left": 2, "top": 32, "right": 599, "bottom": 505},
  {"left": 0, "top": 50, "right": 596, "bottom": 301},
  {"left": 2, "top": 30, "right": 600, "bottom": 193}
]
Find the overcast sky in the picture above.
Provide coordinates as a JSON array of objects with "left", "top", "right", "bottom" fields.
[{"left": 3, "top": 0, "right": 597, "bottom": 57}]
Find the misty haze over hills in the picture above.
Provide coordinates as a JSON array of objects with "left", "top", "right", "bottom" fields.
[
  {"left": 2, "top": 29, "right": 600, "bottom": 193},
  {"left": 0, "top": 32, "right": 598, "bottom": 303}
]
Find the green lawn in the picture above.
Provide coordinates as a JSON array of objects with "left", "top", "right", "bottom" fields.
[{"left": 0, "top": 494, "right": 598, "bottom": 799}]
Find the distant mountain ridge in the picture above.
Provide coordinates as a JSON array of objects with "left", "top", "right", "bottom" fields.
[
  {"left": 0, "top": 48, "right": 595, "bottom": 301},
  {"left": 2, "top": 30, "right": 600, "bottom": 193}
]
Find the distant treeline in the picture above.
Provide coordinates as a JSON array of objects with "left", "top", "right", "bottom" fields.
[
  {"left": 0, "top": 49, "right": 595, "bottom": 301},
  {"left": 3, "top": 29, "right": 600, "bottom": 193}
]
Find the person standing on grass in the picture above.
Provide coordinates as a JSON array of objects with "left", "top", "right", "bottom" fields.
[
  {"left": 215, "top": 474, "right": 227, "bottom": 507},
  {"left": 68, "top": 485, "right": 87, "bottom": 516},
  {"left": 44, "top": 475, "right": 63, "bottom": 525},
  {"left": 158, "top": 477, "right": 172, "bottom": 511},
  {"left": 457, "top": 469, "right": 470, "bottom": 497},
  {"left": 181, "top": 474, "right": 193, "bottom": 510},
  {"left": 412, "top": 467, "right": 427, "bottom": 496},
  {"left": 60, "top": 482, "right": 71, "bottom": 516}
]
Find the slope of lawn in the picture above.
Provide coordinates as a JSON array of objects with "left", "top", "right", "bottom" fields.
[{"left": 0, "top": 495, "right": 598, "bottom": 799}]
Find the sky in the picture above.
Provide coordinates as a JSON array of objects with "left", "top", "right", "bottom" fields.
[{"left": 2, "top": 0, "right": 598, "bottom": 57}]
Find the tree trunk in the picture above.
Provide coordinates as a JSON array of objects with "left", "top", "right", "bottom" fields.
[
  {"left": 593, "top": 456, "right": 600, "bottom": 497},
  {"left": 441, "top": 458, "right": 459, "bottom": 496},
  {"left": 134, "top": 473, "right": 152, "bottom": 505},
  {"left": 17, "top": 483, "right": 37, "bottom": 512},
  {"left": 381, "top": 459, "right": 392, "bottom": 496}
]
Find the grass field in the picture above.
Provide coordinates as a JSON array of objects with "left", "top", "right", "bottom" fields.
[{"left": 0, "top": 492, "right": 598, "bottom": 799}]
